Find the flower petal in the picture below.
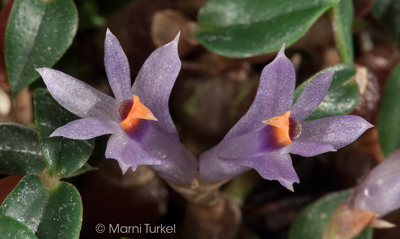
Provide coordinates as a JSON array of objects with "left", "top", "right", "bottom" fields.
[
  {"left": 218, "top": 126, "right": 276, "bottom": 159},
  {"left": 139, "top": 125, "right": 197, "bottom": 184},
  {"left": 298, "top": 115, "right": 373, "bottom": 149},
  {"left": 285, "top": 141, "right": 336, "bottom": 157},
  {"left": 36, "top": 68, "right": 118, "bottom": 121},
  {"left": 199, "top": 46, "right": 296, "bottom": 183},
  {"left": 104, "top": 29, "right": 132, "bottom": 103},
  {"left": 353, "top": 149, "right": 400, "bottom": 216},
  {"left": 224, "top": 44, "right": 296, "bottom": 140},
  {"left": 105, "top": 133, "right": 162, "bottom": 174},
  {"left": 199, "top": 146, "right": 250, "bottom": 182},
  {"left": 51, "top": 118, "right": 124, "bottom": 140},
  {"left": 291, "top": 70, "right": 334, "bottom": 122},
  {"left": 239, "top": 154, "right": 299, "bottom": 191},
  {"left": 199, "top": 126, "right": 301, "bottom": 191},
  {"left": 200, "top": 136, "right": 300, "bottom": 191},
  {"left": 132, "top": 33, "right": 181, "bottom": 143}
]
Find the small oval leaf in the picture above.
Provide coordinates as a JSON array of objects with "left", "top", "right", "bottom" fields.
[
  {"left": 0, "top": 175, "right": 83, "bottom": 239},
  {"left": 5, "top": 0, "right": 78, "bottom": 97},
  {"left": 34, "top": 88, "right": 94, "bottom": 177},
  {"left": 0, "top": 215, "right": 38, "bottom": 239},
  {"left": 193, "top": 0, "right": 340, "bottom": 58},
  {"left": 294, "top": 63, "right": 359, "bottom": 120},
  {"left": 0, "top": 123, "right": 45, "bottom": 175},
  {"left": 289, "top": 190, "right": 373, "bottom": 239},
  {"left": 378, "top": 63, "right": 400, "bottom": 157},
  {"left": 64, "top": 163, "right": 94, "bottom": 178}
]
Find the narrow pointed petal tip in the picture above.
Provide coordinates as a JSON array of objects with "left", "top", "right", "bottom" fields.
[
  {"left": 161, "top": 31, "right": 180, "bottom": 50},
  {"left": 286, "top": 183, "right": 294, "bottom": 192},
  {"left": 369, "top": 218, "right": 396, "bottom": 228},
  {"left": 35, "top": 67, "right": 45, "bottom": 74},
  {"left": 173, "top": 31, "right": 181, "bottom": 42},
  {"left": 277, "top": 43, "right": 286, "bottom": 56},
  {"left": 278, "top": 176, "right": 298, "bottom": 192}
]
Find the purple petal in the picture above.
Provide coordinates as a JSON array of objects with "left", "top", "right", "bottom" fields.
[
  {"left": 139, "top": 125, "right": 197, "bottom": 184},
  {"left": 200, "top": 126, "right": 278, "bottom": 182},
  {"left": 51, "top": 118, "right": 124, "bottom": 140},
  {"left": 224, "top": 44, "right": 296, "bottom": 141},
  {"left": 200, "top": 125, "right": 300, "bottom": 191},
  {"left": 199, "top": 145, "right": 250, "bottom": 182},
  {"left": 353, "top": 149, "right": 400, "bottom": 216},
  {"left": 36, "top": 68, "right": 118, "bottom": 121},
  {"left": 201, "top": 146, "right": 299, "bottom": 191},
  {"left": 239, "top": 154, "right": 299, "bottom": 191},
  {"left": 199, "top": 46, "right": 297, "bottom": 183},
  {"left": 298, "top": 115, "right": 373, "bottom": 149},
  {"left": 218, "top": 129, "right": 265, "bottom": 159},
  {"left": 291, "top": 70, "right": 334, "bottom": 122},
  {"left": 285, "top": 141, "right": 336, "bottom": 157},
  {"left": 132, "top": 33, "right": 181, "bottom": 143},
  {"left": 104, "top": 29, "right": 132, "bottom": 103},
  {"left": 218, "top": 126, "right": 280, "bottom": 159},
  {"left": 105, "top": 133, "right": 162, "bottom": 174}
]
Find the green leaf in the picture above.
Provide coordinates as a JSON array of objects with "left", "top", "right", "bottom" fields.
[
  {"left": 373, "top": 0, "right": 400, "bottom": 41},
  {"left": 6, "top": 0, "right": 78, "bottom": 97},
  {"left": 193, "top": 0, "right": 340, "bottom": 58},
  {"left": 0, "top": 175, "right": 82, "bottom": 239},
  {"left": 378, "top": 63, "right": 400, "bottom": 157},
  {"left": 289, "top": 190, "right": 373, "bottom": 239},
  {"left": 34, "top": 88, "right": 94, "bottom": 177},
  {"left": 329, "top": 0, "right": 354, "bottom": 63},
  {"left": 0, "top": 123, "right": 45, "bottom": 175},
  {"left": 294, "top": 63, "right": 359, "bottom": 120},
  {"left": 0, "top": 215, "right": 38, "bottom": 239},
  {"left": 64, "top": 163, "right": 94, "bottom": 178}
]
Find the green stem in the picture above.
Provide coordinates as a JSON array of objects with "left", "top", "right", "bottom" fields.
[{"left": 40, "top": 169, "right": 60, "bottom": 189}]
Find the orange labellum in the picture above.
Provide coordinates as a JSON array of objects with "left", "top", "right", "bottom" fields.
[
  {"left": 264, "top": 111, "right": 292, "bottom": 146},
  {"left": 120, "top": 95, "right": 157, "bottom": 130}
]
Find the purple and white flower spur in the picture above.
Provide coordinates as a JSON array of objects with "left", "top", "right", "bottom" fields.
[
  {"left": 352, "top": 148, "right": 400, "bottom": 217},
  {"left": 36, "top": 29, "right": 197, "bottom": 184},
  {"left": 199, "top": 45, "right": 372, "bottom": 190}
]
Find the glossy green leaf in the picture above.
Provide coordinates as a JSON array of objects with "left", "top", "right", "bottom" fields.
[
  {"left": 64, "top": 163, "right": 94, "bottom": 178},
  {"left": 378, "top": 63, "right": 400, "bottom": 157},
  {"left": 0, "top": 123, "right": 45, "bottom": 175},
  {"left": 289, "top": 190, "right": 373, "bottom": 239},
  {"left": 329, "top": 0, "right": 354, "bottom": 63},
  {"left": 0, "top": 175, "right": 82, "bottom": 239},
  {"left": 0, "top": 215, "right": 38, "bottom": 239},
  {"left": 6, "top": 0, "right": 78, "bottom": 97},
  {"left": 193, "top": 0, "right": 340, "bottom": 58},
  {"left": 34, "top": 88, "right": 94, "bottom": 177},
  {"left": 294, "top": 63, "right": 359, "bottom": 120},
  {"left": 373, "top": 0, "right": 400, "bottom": 41}
]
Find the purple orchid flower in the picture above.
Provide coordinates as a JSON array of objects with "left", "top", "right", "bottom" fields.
[
  {"left": 36, "top": 29, "right": 197, "bottom": 184},
  {"left": 352, "top": 148, "right": 400, "bottom": 217},
  {"left": 199, "top": 45, "right": 372, "bottom": 191}
]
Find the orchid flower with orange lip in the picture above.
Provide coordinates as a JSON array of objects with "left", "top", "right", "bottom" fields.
[
  {"left": 199, "top": 45, "right": 373, "bottom": 191},
  {"left": 36, "top": 29, "right": 197, "bottom": 184}
]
